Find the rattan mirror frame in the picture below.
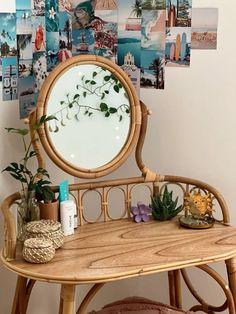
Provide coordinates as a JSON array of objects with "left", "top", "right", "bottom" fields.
[{"left": 36, "top": 55, "right": 141, "bottom": 179}]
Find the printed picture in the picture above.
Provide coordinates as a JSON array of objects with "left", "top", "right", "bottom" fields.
[
  {"left": 16, "top": 10, "right": 31, "bottom": 34},
  {"left": 32, "top": 16, "right": 46, "bottom": 52},
  {"left": 191, "top": 8, "right": 218, "bottom": 50},
  {"left": 46, "top": 0, "right": 59, "bottom": 32},
  {"left": 72, "top": 28, "right": 94, "bottom": 55},
  {"left": 0, "top": 13, "right": 17, "bottom": 57},
  {"left": 141, "top": 10, "right": 165, "bottom": 50},
  {"left": 16, "top": 0, "right": 31, "bottom": 10},
  {"left": 2, "top": 57, "right": 18, "bottom": 101},
  {"left": 118, "top": 0, "right": 141, "bottom": 31},
  {"left": 46, "top": 31, "right": 59, "bottom": 70},
  {"left": 93, "top": 10, "right": 117, "bottom": 59},
  {"left": 95, "top": 0, "right": 117, "bottom": 10},
  {"left": 17, "top": 34, "right": 32, "bottom": 59},
  {"left": 59, "top": 0, "right": 73, "bottom": 12},
  {"left": 33, "top": 51, "right": 47, "bottom": 92},
  {"left": 142, "top": 0, "right": 166, "bottom": 10},
  {"left": 19, "top": 59, "right": 33, "bottom": 77},
  {"left": 166, "top": 0, "right": 192, "bottom": 27},
  {"left": 18, "top": 76, "right": 35, "bottom": 119},
  {"left": 118, "top": 31, "right": 141, "bottom": 68},
  {"left": 72, "top": 1, "right": 95, "bottom": 29},
  {"left": 59, "top": 11, "right": 72, "bottom": 57},
  {"left": 140, "top": 50, "right": 165, "bottom": 89},
  {"left": 32, "top": 0, "right": 45, "bottom": 16},
  {"left": 165, "top": 27, "right": 191, "bottom": 67}
]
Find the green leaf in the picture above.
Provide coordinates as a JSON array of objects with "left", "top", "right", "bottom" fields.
[
  {"left": 84, "top": 110, "right": 89, "bottom": 115},
  {"left": 92, "top": 71, "right": 97, "bottom": 78},
  {"left": 109, "top": 107, "right": 117, "bottom": 114},
  {"left": 105, "top": 112, "right": 110, "bottom": 117},
  {"left": 101, "top": 93, "right": 105, "bottom": 100},
  {"left": 88, "top": 112, "right": 93, "bottom": 116},
  {"left": 69, "top": 103, "right": 73, "bottom": 108},
  {"left": 125, "top": 108, "right": 130, "bottom": 114},
  {"left": 113, "top": 85, "right": 119, "bottom": 93},
  {"left": 85, "top": 80, "right": 90, "bottom": 84},
  {"left": 60, "top": 101, "right": 65, "bottom": 105},
  {"left": 90, "top": 80, "right": 96, "bottom": 85},
  {"left": 5, "top": 128, "right": 29, "bottom": 136},
  {"left": 104, "top": 76, "right": 110, "bottom": 81},
  {"left": 119, "top": 115, "right": 123, "bottom": 122},
  {"left": 83, "top": 91, "right": 87, "bottom": 98},
  {"left": 104, "top": 90, "right": 109, "bottom": 94},
  {"left": 100, "top": 103, "right": 108, "bottom": 112},
  {"left": 73, "top": 94, "right": 80, "bottom": 100}
]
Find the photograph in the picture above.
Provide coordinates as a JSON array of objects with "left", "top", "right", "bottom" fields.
[
  {"left": 0, "top": 13, "right": 17, "bottom": 57},
  {"left": 141, "top": 10, "right": 165, "bottom": 50},
  {"left": 46, "top": 31, "right": 59, "bottom": 71},
  {"left": 165, "top": 27, "right": 191, "bottom": 67},
  {"left": 33, "top": 51, "right": 48, "bottom": 92},
  {"left": 16, "top": 10, "right": 32, "bottom": 34},
  {"left": 17, "top": 34, "right": 32, "bottom": 60},
  {"left": 46, "top": 0, "right": 59, "bottom": 32},
  {"left": 166, "top": 0, "right": 192, "bottom": 27},
  {"left": 118, "top": 30, "right": 141, "bottom": 68},
  {"left": 71, "top": 1, "right": 95, "bottom": 29},
  {"left": 2, "top": 57, "right": 18, "bottom": 101},
  {"left": 118, "top": 0, "right": 141, "bottom": 32},
  {"left": 191, "top": 8, "right": 218, "bottom": 50},
  {"left": 93, "top": 10, "right": 117, "bottom": 59},
  {"left": 140, "top": 49, "right": 165, "bottom": 89},
  {"left": 72, "top": 28, "right": 94, "bottom": 55},
  {"left": 121, "top": 62, "right": 140, "bottom": 94},
  {"left": 59, "top": 0, "right": 73, "bottom": 12},
  {"left": 19, "top": 59, "right": 33, "bottom": 77},
  {"left": 32, "top": 16, "right": 46, "bottom": 52},
  {"left": 16, "top": 0, "right": 31, "bottom": 10},
  {"left": 59, "top": 11, "right": 72, "bottom": 53},
  {"left": 142, "top": 0, "right": 166, "bottom": 10},
  {"left": 32, "top": 0, "right": 45, "bottom": 16},
  {"left": 18, "top": 75, "right": 36, "bottom": 119},
  {"left": 94, "top": 0, "right": 117, "bottom": 10}
]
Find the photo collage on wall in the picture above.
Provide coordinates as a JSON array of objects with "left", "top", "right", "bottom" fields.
[{"left": 0, "top": 0, "right": 218, "bottom": 119}]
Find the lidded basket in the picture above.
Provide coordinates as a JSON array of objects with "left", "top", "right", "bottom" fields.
[
  {"left": 23, "top": 238, "right": 55, "bottom": 263},
  {"left": 25, "top": 220, "right": 64, "bottom": 249}
]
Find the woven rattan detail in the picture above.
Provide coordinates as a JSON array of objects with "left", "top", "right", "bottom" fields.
[
  {"left": 23, "top": 238, "right": 55, "bottom": 263},
  {"left": 25, "top": 220, "right": 64, "bottom": 249}
]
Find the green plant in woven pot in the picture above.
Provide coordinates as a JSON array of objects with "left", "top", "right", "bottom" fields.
[{"left": 150, "top": 186, "right": 182, "bottom": 221}]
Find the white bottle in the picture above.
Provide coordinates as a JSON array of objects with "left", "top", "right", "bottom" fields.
[{"left": 60, "top": 200, "right": 75, "bottom": 236}]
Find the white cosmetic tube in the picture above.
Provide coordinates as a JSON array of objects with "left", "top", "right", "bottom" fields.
[{"left": 60, "top": 200, "right": 75, "bottom": 236}]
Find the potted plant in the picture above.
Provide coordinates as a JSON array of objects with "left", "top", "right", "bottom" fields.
[
  {"left": 150, "top": 186, "right": 183, "bottom": 221},
  {"left": 35, "top": 180, "right": 59, "bottom": 221},
  {"left": 2, "top": 115, "right": 56, "bottom": 240}
]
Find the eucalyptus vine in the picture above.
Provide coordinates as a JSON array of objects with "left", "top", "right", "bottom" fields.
[{"left": 49, "top": 67, "right": 130, "bottom": 133}]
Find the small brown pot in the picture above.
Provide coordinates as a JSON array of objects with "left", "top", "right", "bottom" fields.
[{"left": 39, "top": 200, "right": 59, "bottom": 221}]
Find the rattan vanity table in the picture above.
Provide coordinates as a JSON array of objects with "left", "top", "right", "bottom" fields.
[{"left": 2, "top": 56, "right": 236, "bottom": 314}]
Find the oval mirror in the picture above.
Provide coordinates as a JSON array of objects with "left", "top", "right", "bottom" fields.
[{"left": 36, "top": 55, "right": 141, "bottom": 178}]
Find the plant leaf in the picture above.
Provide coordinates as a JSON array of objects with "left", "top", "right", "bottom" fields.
[
  {"left": 100, "top": 103, "right": 108, "bottom": 112},
  {"left": 113, "top": 85, "right": 119, "bottom": 93}
]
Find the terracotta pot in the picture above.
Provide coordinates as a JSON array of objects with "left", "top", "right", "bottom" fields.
[{"left": 39, "top": 200, "right": 59, "bottom": 221}]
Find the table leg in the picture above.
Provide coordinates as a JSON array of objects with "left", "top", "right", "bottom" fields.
[
  {"left": 226, "top": 257, "right": 236, "bottom": 308},
  {"left": 60, "top": 284, "right": 76, "bottom": 314},
  {"left": 168, "top": 271, "right": 176, "bottom": 306}
]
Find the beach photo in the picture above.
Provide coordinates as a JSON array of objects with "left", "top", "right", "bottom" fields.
[
  {"left": 46, "top": 31, "right": 59, "bottom": 71},
  {"left": 141, "top": 10, "right": 165, "bottom": 50},
  {"left": 32, "top": 16, "right": 46, "bottom": 52},
  {"left": 0, "top": 13, "right": 17, "bottom": 57},
  {"left": 18, "top": 75, "right": 35, "bottom": 118},
  {"left": 191, "top": 8, "right": 218, "bottom": 50},
  {"left": 118, "top": 0, "right": 141, "bottom": 32},
  {"left": 16, "top": 0, "right": 31, "bottom": 10},
  {"left": 166, "top": 0, "right": 192, "bottom": 27},
  {"left": 118, "top": 30, "right": 141, "bottom": 67},
  {"left": 17, "top": 34, "right": 32, "bottom": 59},
  {"left": 142, "top": 0, "right": 166, "bottom": 10},
  {"left": 93, "top": 10, "right": 117, "bottom": 59},
  {"left": 19, "top": 59, "right": 33, "bottom": 77},
  {"left": 165, "top": 27, "right": 191, "bottom": 67},
  {"left": 140, "top": 49, "right": 165, "bottom": 89},
  {"left": 16, "top": 10, "right": 32, "bottom": 34},
  {"left": 72, "top": 28, "right": 94, "bottom": 55},
  {"left": 33, "top": 51, "right": 48, "bottom": 92}
]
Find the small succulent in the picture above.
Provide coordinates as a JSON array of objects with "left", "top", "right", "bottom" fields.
[
  {"left": 150, "top": 186, "right": 182, "bottom": 221},
  {"left": 131, "top": 202, "right": 152, "bottom": 222}
]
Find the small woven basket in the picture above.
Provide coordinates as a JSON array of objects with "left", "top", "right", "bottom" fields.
[
  {"left": 23, "top": 238, "right": 55, "bottom": 263},
  {"left": 25, "top": 220, "right": 64, "bottom": 249}
]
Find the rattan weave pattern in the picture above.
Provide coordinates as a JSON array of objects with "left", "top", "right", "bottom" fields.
[{"left": 23, "top": 238, "right": 55, "bottom": 263}]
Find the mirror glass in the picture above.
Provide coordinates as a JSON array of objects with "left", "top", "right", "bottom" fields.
[{"left": 45, "top": 64, "right": 131, "bottom": 169}]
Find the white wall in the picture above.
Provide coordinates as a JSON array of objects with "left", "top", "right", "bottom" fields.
[{"left": 1, "top": 0, "right": 236, "bottom": 312}]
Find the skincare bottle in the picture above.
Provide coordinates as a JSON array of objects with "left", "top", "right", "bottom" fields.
[{"left": 60, "top": 200, "right": 75, "bottom": 236}]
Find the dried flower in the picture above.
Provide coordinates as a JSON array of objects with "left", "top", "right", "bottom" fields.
[{"left": 131, "top": 202, "right": 152, "bottom": 223}]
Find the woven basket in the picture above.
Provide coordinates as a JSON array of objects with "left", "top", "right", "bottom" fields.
[
  {"left": 25, "top": 220, "right": 64, "bottom": 249},
  {"left": 23, "top": 238, "right": 55, "bottom": 263}
]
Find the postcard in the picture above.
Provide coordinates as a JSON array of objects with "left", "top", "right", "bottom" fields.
[
  {"left": 166, "top": 0, "right": 192, "bottom": 27},
  {"left": 33, "top": 51, "right": 48, "bottom": 92},
  {"left": 142, "top": 0, "right": 166, "bottom": 10},
  {"left": 16, "top": 10, "right": 32, "bottom": 34},
  {"left": 32, "top": 16, "right": 46, "bottom": 52},
  {"left": 19, "top": 59, "right": 33, "bottom": 77},
  {"left": 71, "top": 1, "right": 95, "bottom": 29},
  {"left": 17, "top": 34, "right": 33, "bottom": 60},
  {"left": 118, "top": 30, "right": 141, "bottom": 68},
  {"left": 118, "top": 0, "right": 141, "bottom": 32},
  {"left": 32, "top": 0, "right": 45, "bottom": 16},
  {"left": 59, "top": 0, "right": 73, "bottom": 12},
  {"left": 72, "top": 28, "right": 94, "bottom": 55},
  {"left": 46, "top": 0, "right": 59, "bottom": 32},
  {"left": 0, "top": 13, "right": 17, "bottom": 57},
  {"left": 46, "top": 31, "right": 59, "bottom": 71},
  {"left": 18, "top": 75, "right": 36, "bottom": 118},
  {"left": 95, "top": 0, "right": 117, "bottom": 10},
  {"left": 191, "top": 8, "right": 218, "bottom": 50},
  {"left": 2, "top": 57, "right": 18, "bottom": 101},
  {"left": 16, "top": 0, "right": 31, "bottom": 10},
  {"left": 165, "top": 27, "right": 191, "bottom": 67}
]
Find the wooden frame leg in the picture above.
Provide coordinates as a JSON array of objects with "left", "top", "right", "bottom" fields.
[
  {"left": 11, "top": 275, "right": 36, "bottom": 314},
  {"left": 168, "top": 270, "right": 182, "bottom": 309},
  {"left": 60, "top": 284, "right": 76, "bottom": 314},
  {"left": 168, "top": 271, "right": 176, "bottom": 307},
  {"left": 226, "top": 257, "right": 236, "bottom": 308}
]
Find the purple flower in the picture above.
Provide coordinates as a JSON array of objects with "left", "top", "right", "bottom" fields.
[{"left": 131, "top": 202, "right": 152, "bottom": 223}]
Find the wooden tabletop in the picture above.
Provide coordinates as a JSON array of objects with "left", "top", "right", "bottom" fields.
[{"left": 2, "top": 218, "right": 236, "bottom": 285}]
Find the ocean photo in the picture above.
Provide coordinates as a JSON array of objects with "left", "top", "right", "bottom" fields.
[
  {"left": 16, "top": 10, "right": 31, "bottom": 34},
  {"left": 118, "top": 31, "right": 141, "bottom": 67},
  {"left": 0, "top": 13, "right": 17, "bottom": 57}
]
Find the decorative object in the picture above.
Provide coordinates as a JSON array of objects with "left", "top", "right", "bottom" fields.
[
  {"left": 151, "top": 185, "right": 182, "bottom": 221},
  {"left": 179, "top": 191, "right": 215, "bottom": 229},
  {"left": 131, "top": 202, "right": 152, "bottom": 222},
  {"left": 22, "top": 238, "right": 55, "bottom": 263},
  {"left": 2, "top": 115, "right": 56, "bottom": 240},
  {"left": 25, "top": 220, "right": 64, "bottom": 249}
]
